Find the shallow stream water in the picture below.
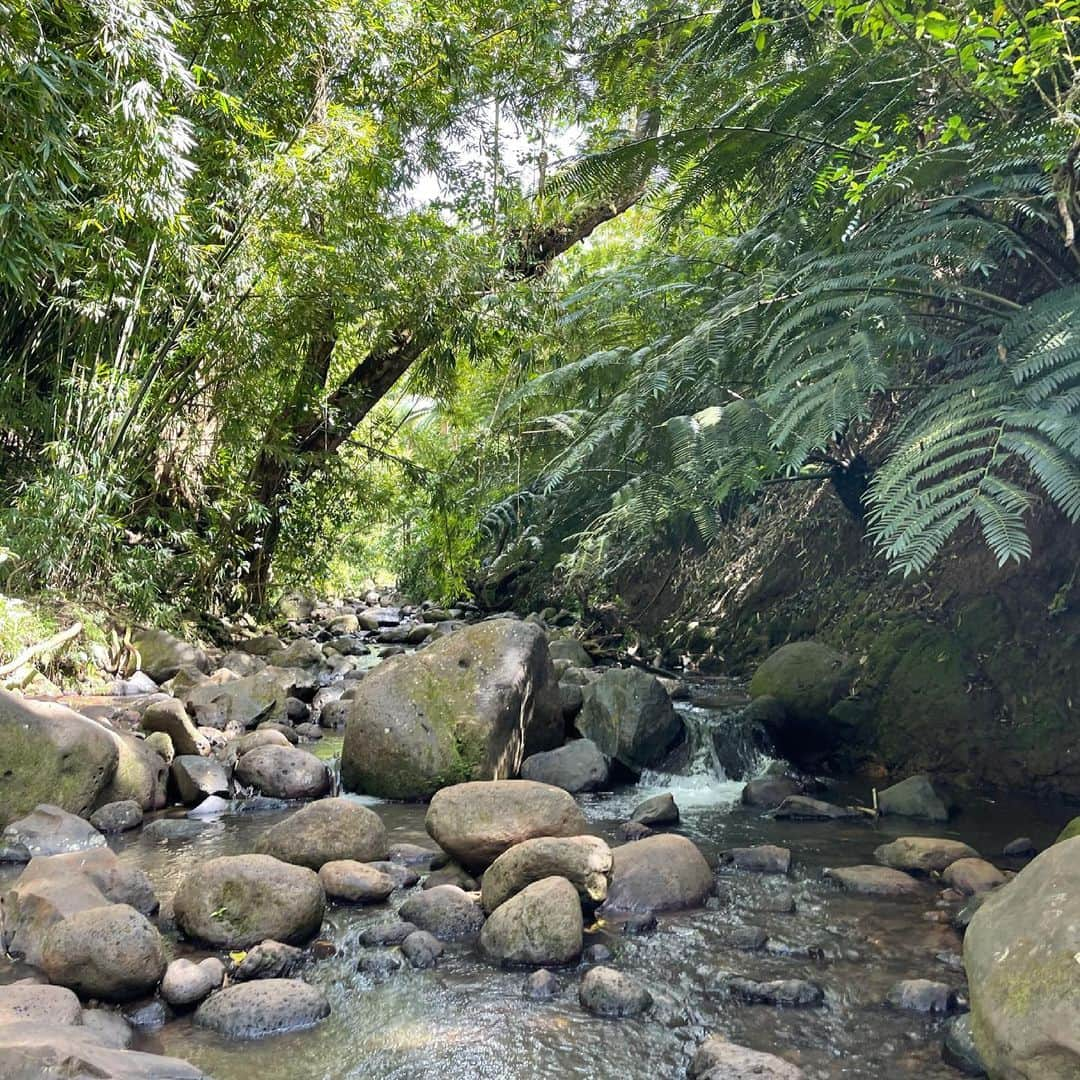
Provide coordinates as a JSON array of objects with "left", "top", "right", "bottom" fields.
[{"left": 1, "top": 700, "right": 1071, "bottom": 1080}]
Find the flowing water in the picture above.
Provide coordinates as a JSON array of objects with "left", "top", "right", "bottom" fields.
[{"left": 1, "top": 699, "right": 1070, "bottom": 1079}]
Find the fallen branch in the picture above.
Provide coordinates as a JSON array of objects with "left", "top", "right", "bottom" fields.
[{"left": 0, "top": 621, "right": 83, "bottom": 679}]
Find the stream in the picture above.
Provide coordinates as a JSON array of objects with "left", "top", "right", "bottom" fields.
[{"left": 3, "top": 697, "right": 1068, "bottom": 1079}]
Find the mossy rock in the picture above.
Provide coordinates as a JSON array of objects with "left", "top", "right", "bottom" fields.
[
  {"left": 749, "top": 641, "right": 854, "bottom": 721},
  {"left": 1054, "top": 816, "right": 1080, "bottom": 844}
]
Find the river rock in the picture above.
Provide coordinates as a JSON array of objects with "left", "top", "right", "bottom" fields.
[
  {"left": 824, "top": 865, "right": 924, "bottom": 897},
  {"left": 232, "top": 940, "right": 303, "bottom": 981},
  {"left": 548, "top": 639, "right": 593, "bottom": 667},
  {"left": 171, "top": 755, "right": 230, "bottom": 804},
  {"left": 233, "top": 728, "right": 290, "bottom": 756},
  {"left": 601, "top": 834, "right": 713, "bottom": 915},
  {"left": 741, "top": 775, "right": 801, "bottom": 809},
  {"left": 725, "top": 976, "right": 824, "bottom": 1007},
  {"left": 523, "top": 968, "right": 560, "bottom": 999},
  {"left": 630, "top": 792, "right": 679, "bottom": 826},
  {"left": 173, "top": 854, "right": 325, "bottom": 948},
  {"left": 578, "top": 966, "right": 652, "bottom": 1017},
  {"left": 40, "top": 903, "right": 166, "bottom": 1002},
  {"left": 359, "top": 921, "right": 418, "bottom": 947},
  {"left": 131, "top": 627, "right": 209, "bottom": 683},
  {"left": 388, "top": 842, "right": 446, "bottom": 869},
  {"left": 481, "top": 835, "right": 612, "bottom": 913},
  {"left": 941, "top": 857, "right": 1005, "bottom": 896},
  {"left": 160, "top": 957, "right": 225, "bottom": 1007},
  {"left": 772, "top": 795, "right": 859, "bottom": 820},
  {"left": 141, "top": 699, "right": 209, "bottom": 757},
  {"left": 480, "top": 876, "right": 583, "bottom": 966},
  {"left": 340, "top": 620, "right": 562, "bottom": 800},
  {"left": 520, "top": 739, "right": 609, "bottom": 793},
  {"left": 0, "top": 982, "right": 83, "bottom": 1025},
  {"left": 0, "top": 691, "right": 119, "bottom": 826},
  {"left": 255, "top": 797, "right": 387, "bottom": 869},
  {"left": 398, "top": 885, "right": 485, "bottom": 941},
  {"left": 886, "top": 978, "right": 958, "bottom": 1013},
  {"left": 874, "top": 837, "right": 979, "bottom": 874},
  {"left": 143, "top": 730, "right": 174, "bottom": 763},
  {"left": 964, "top": 837, "right": 1080, "bottom": 1077},
  {"left": 576, "top": 668, "right": 683, "bottom": 773},
  {"left": 233, "top": 745, "right": 330, "bottom": 799},
  {"left": 319, "top": 860, "right": 395, "bottom": 903},
  {"left": 690, "top": 1035, "right": 806, "bottom": 1079},
  {"left": 942, "top": 1014, "right": 988, "bottom": 1076},
  {"left": 185, "top": 672, "right": 288, "bottom": 731},
  {"left": 1055, "top": 816, "right": 1080, "bottom": 844},
  {"left": 96, "top": 730, "right": 169, "bottom": 812},
  {"left": 401, "top": 930, "right": 443, "bottom": 969},
  {"left": 878, "top": 774, "right": 953, "bottom": 821},
  {"left": 1002, "top": 836, "right": 1036, "bottom": 858},
  {"left": 194, "top": 978, "right": 330, "bottom": 1039},
  {"left": 722, "top": 845, "right": 791, "bottom": 875},
  {"left": 80, "top": 1008, "right": 135, "bottom": 1050},
  {"left": 2, "top": 804, "right": 105, "bottom": 856},
  {"left": 425, "top": 780, "right": 587, "bottom": 872}
]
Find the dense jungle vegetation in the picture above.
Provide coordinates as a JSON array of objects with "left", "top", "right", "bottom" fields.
[{"left": 2, "top": 0, "right": 1079, "bottom": 620}]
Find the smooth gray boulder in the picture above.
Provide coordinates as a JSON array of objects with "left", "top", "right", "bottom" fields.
[
  {"left": 234, "top": 745, "right": 330, "bottom": 799},
  {"left": 0, "top": 690, "right": 118, "bottom": 826},
  {"left": 824, "top": 865, "right": 924, "bottom": 897},
  {"left": 318, "top": 860, "right": 395, "bottom": 903},
  {"left": 171, "top": 755, "right": 230, "bottom": 804},
  {"left": 194, "top": 978, "right": 330, "bottom": 1039},
  {"left": 340, "top": 619, "right": 563, "bottom": 799},
  {"left": 480, "top": 876, "right": 583, "bottom": 966},
  {"left": 0, "top": 982, "right": 83, "bottom": 1026},
  {"left": 2, "top": 804, "right": 105, "bottom": 856},
  {"left": 874, "top": 837, "right": 979, "bottom": 874},
  {"left": 878, "top": 774, "right": 953, "bottom": 821},
  {"left": 255, "top": 797, "right": 387, "bottom": 869},
  {"left": 184, "top": 672, "right": 287, "bottom": 729},
  {"left": 398, "top": 885, "right": 485, "bottom": 941},
  {"left": 576, "top": 668, "right": 683, "bottom": 773},
  {"left": 578, "top": 966, "right": 652, "bottom": 1017},
  {"left": 942, "top": 857, "right": 1006, "bottom": 895},
  {"left": 89, "top": 799, "right": 143, "bottom": 833},
  {"left": 630, "top": 792, "right": 679, "bottom": 826},
  {"left": 480, "top": 835, "right": 613, "bottom": 913},
  {"left": 520, "top": 739, "right": 608, "bottom": 793},
  {"left": 131, "top": 627, "right": 209, "bottom": 683},
  {"left": 426, "top": 780, "right": 587, "bottom": 872},
  {"left": 141, "top": 699, "right": 209, "bottom": 757},
  {"left": 601, "top": 834, "right": 713, "bottom": 915},
  {"left": 160, "top": 957, "right": 226, "bottom": 1007},
  {"left": 173, "top": 854, "right": 325, "bottom": 948}
]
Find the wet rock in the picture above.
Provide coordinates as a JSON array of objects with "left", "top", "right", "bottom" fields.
[
  {"left": 942, "top": 1014, "right": 988, "bottom": 1076},
  {"left": 97, "top": 730, "right": 169, "bottom": 813},
  {"left": 578, "top": 966, "right": 652, "bottom": 1017},
  {"left": 401, "top": 930, "right": 443, "bottom": 969},
  {"left": 602, "top": 834, "right": 713, "bottom": 915},
  {"left": 2, "top": 804, "right": 105, "bottom": 856},
  {"left": 716, "top": 925, "right": 768, "bottom": 951},
  {"left": 359, "top": 921, "right": 417, "bottom": 947},
  {"left": 143, "top": 818, "right": 209, "bottom": 840},
  {"left": 724, "top": 976, "right": 824, "bottom": 1007},
  {"left": 824, "top": 865, "right": 925, "bottom": 897},
  {"left": 690, "top": 1035, "right": 806, "bottom": 1079},
  {"left": 619, "top": 913, "right": 658, "bottom": 935},
  {"left": 426, "top": 780, "right": 587, "bottom": 872},
  {"left": 357, "top": 948, "right": 403, "bottom": 976},
  {"left": 40, "top": 904, "right": 166, "bottom": 1002},
  {"left": 1001, "top": 836, "right": 1036, "bottom": 858},
  {"left": 941, "top": 858, "right": 1005, "bottom": 896},
  {"left": 721, "top": 845, "right": 791, "bottom": 875},
  {"left": 619, "top": 821, "right": 654, "bottom": 841},
  {"left": 878, "top": 774, "right": 953, "bottom": 822},
  {"left": 752, "top": 887, "right": 797, "bottom": 914},
  {"left": 171, "top": 755, "right": 230, "bottom": 804},
  {"left": 886, "top": 979, "right": 958, "bottom": 1014},
  {"left": 231, "top": 729, "right": 290, "bottom": 757},
  {"left": 520, "top": 739, "right": 609, "bottom": 794},
  {"left": 874, "top": 836, "right": 980, "bottom": 874},
  {"left": 319, "top": 860, "right": 396, "bottom": 903},
  {"left": 741, "top": 775, "right": 801, "bottom": 809},
  {"left": 194, "top": 978, "right": 330, "bottom": 1039},
  {"left": 584, "top": 943, "right": 612, "bottom": 963},
  {"left": 548, "top": 639, "right": 593, "bottom": 667},
  {"left": 80, "top": 1008, "right": 135, "bottom": 1050},
  {"left": 423, "top": 864, "right": 479, "bottom": 891},
  {"left": 232, "top": 940, "right": 303, "bottom": 981},
  {"left": 131, "top": 628, "right": 209, "bottom": 683},
  {"left": 89, "top": 799, "right": 143, "bottom": 833},
  {"left": 480, "top": 835, "right": 612, "bottom": 913},
  {"left": 188, "top": 794, "right": 230, "bottom": 818},
  {"left": 388, "top": 842, "right": 446, "bottom": 869},
  {"left": 295, "top": 722, "right": 322, "bottom": 739},
  {"left": 123, "top": 998, "right": 169, "bottom": 1030},
  {"left": 951, "top": 893, "right": 987, "bottom": 933},
  {"left": 141, "top": 699, "right": 209, "bottom": 758},
  {"left": 256, "top": 721, "right": 298, "bottom": 744},
  {"left": 577, "top": 668, "right": 683, "bottom": 774},
  {"left": 964, "top": 837, "right": 1080, "bottom": 1077},
  {"left": 341, "top": 620, "right": 562, "bottom": 799},
  {"left": 559, "top": 682, "right": 584, "bottom": 720},
  {"left": 772, "top": 796, "right": 859, "bottom": 820},
  {"left": 630, "top": 792, "right": 679, "bottom": 826},
  {"left": 480, "top": 876, "right": 583, "bottom": 966},
  {"left": 367, "top": 860, "right": 420, "bottom": 888},
  {"left": 523, "top": 968, "right": 560, "bottom": 999},
  {"left": 234, "top": 744, "right": 331, "bottom": 800},
  {"left": 399, "top": 884, "right": 485, "bottom": 941},
  {"left": 173, "top": 854, "right": 325, "bottom": 948},
  {"left": 256, "top": 797, "right": 387, "bottom": 870},
  {"left": 160, "top": 957, "right": 225, "bottom": 1007},
  {"left": 266, "top": 639, "right": 324, "bottom": 670},
  {"left": 0, "top": 982, "right": 83, "bottom": 1025},
  {"left": 0, "top": 689, "right": 121, "bottom": 828}
]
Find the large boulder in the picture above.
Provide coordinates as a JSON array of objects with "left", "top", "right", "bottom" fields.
[
  {"left": 601, "top": 834, "right": 713, "bottom": 915},
  {"left": 2, "top": 804, "right": 104, "bottom": 856},
  {"left": 184, "top": 672, "right": 287, "bottom": 729},
  {"left": 520, "top": 740, "right": 608, "bottom": 793},
  {"left": 576, "top": 668, "right": 683, "bottom": 773},
  {"left": 874, "top": 836, "right": 980, "bottom": 874},
  {"left": 1054, "top": 816, "right": 1080, "bottom": 844},
  {"left": 965, "top": 837, "right": 1080, "bottom": 1078},
  {"left": 480, "top": 876, "right": 583, "bottom": 966},
  {"left": 747, "top": 641, "right": 854, "bottom": 758},
  {"left": 481, "top": 835, "right": 613, "bottom": 913},
  {"left": 318, "top": 861, "right": 395, "bottom": 903},
  {"left": 0, "top": 690, "right": 118, "bottom": 826},
  {"left": 96, "top": 730, "right": 168, "bottom": 812},
  {"left": 340, "top": 619, "right": 562, "bottom": 799},
  {"left": 256, "top": 797, "right": 387, "bottom": 869},
  {"left": 690, "top": 1036, "right": 805, "bottom": 1079},
  {"left": 548, "top": 639, "right": 593, "bottom": 667},
  {"left": 173, "top": 854, "right": 325, "bottom": 948},
  {"left": 824, "top": 865, "right": 925, "bottom": 897},
  {"left": 426, "top": 780, "right": 587, "bottom": 872},
  {"left": 40, "top": 903, "right": 166, "bottom": 1002},
  {"left": 878, "top": 774, "right": 954, "bottom": 822},
  {"left": 131, "top": 627, "right": 208, "bottom": 683},
  {"left": 171, "top": 755, "right": 230, "bottom": 804},
  {"left": 233, "top": 745, "right": 330, "bottom": 799},
  {"left": 140, "top": 699, "right": 209, "bottom": 757},
  {"left": 399, "top": 884, "right": 485, "bottom": 941},
  {"left": 194, "top": 979, "right": 330, "bottom": 1039},
  {"left": 578, "top": 966, "right": 652, "bottom": 1017}
]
